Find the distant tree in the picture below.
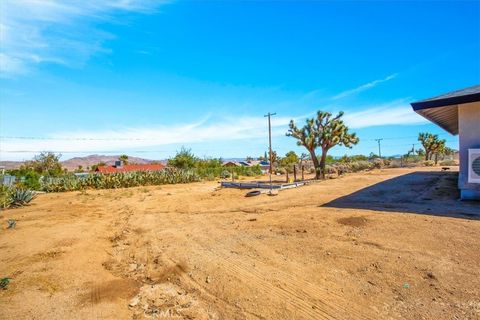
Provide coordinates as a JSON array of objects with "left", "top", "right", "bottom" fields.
[
  {"left": 418, "top": 133, "right": 446, "bottom": 161},
  {"left": 416, "top": 149, "right": 425, "bottom": 157},
  {"left": 269, "top": 150, "right": 278, "bottom": 167},
  {"left": 287, "top": 111, "right": 359, "bottom": 179},
  {"left": 279, "top": 151, "right": 299, "bottom": 168},
  {"left": 21, "top": 152, "right": 63, "bottom": 176},
  {"left": 284, "top": 151, "right": 299, "bottom": 163},
  {"left": 245, "top": 156, "right": 254, "bottom": 162},
  {"left": 74, "top": 165, "right": 84, "bottom": 173},
  {"left": 369, "top": 152, "right": 379, "bottom": 160},
  {"left": 168, "top": 147, "right": 198, "bottom": 169},
  {"left": 91, "top": 162, "right": 106, "bottom": 172},
  {"left": 432, "top": 140, "right": 446, "bottom": 165},
  {"left": 119, "top": 154, "right": 129, "bottom": 165}
]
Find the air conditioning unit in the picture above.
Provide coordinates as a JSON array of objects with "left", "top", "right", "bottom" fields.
[{"left": 468, "top": 149, "right": 480, "bottom": 183}]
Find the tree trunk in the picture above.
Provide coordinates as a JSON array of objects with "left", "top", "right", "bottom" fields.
[
  {"left": 310, "top": 150, "right": 321, "bottom": 179},
  {"left": 319, "top": 148, "right": 327, "bottom": 180}
]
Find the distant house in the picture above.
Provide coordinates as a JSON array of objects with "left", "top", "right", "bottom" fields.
[
  {"left": 222, "top": 161, "right": 241, "bottom": 167},
  {"left": 95, "top": 161, "right": 165, "bottom": 174},
  {"left": 411, "top": 85, "right": 480, "bottom": 200},
  {"left": 222, "top": 160, "right": 270, "bottom": 173}
]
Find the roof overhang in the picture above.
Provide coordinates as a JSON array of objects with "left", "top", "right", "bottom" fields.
[{"left": 411, "top": 86, "right": 480, "bottom": 136}]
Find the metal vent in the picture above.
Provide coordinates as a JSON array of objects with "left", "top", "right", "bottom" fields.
[{"left": 468, "top": 149, "right": 480, "bottom": 183}]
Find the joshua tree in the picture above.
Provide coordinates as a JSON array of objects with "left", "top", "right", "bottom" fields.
[
  {"left": 418, "top": 133, "right": 446, "bottom": 162},
  {"left": 287, "top": 111, "right": 359, "bottom": 179},
  {"left": 119, "top": 154, "right": 129, "bottom": 165}
]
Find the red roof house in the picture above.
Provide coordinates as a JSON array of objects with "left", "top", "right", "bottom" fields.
[{"left": 95, "top": 163, "right": 165, "bottom": 174}]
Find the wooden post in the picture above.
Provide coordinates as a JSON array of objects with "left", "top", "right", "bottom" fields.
[
  {"left": 301, "top": 165, "right": 305, "bottom": 181},
  {"left": 293, "top": 165, "right": 297, "bottom": 182},
  {"left": 286, "top": 170, "right": 289, "bottom": 183}
]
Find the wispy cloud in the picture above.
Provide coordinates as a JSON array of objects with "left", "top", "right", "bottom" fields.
[
  {"left": 0, "top": 0, "right": 169, "bottom": 77},
  {"left": 0, "top": 101, "right": 430, "bottom": 160},
  {"left": 342, "top": 100, "right": 427, "bottom": 128},
  {"left": 0, "top": 115, "right": 293, "bottom": 157},
  {"left": 332, "top": 73, "right": 398, "bottom": 100}
]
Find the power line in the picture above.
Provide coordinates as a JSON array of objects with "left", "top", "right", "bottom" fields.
[{"left": 1, "top": 132, "right": 455, "bottom": 141}]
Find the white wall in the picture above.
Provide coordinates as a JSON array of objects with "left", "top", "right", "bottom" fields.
[{"left": 458, "top": 101, "right": 480, "bottom": 200}]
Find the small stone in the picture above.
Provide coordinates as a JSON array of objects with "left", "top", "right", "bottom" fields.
[
  {"left": 206, "top": 276, "right": 212, "bottom": 284},
  {"left": 129, "top": 296, "right": 140, "bottom": 307}
]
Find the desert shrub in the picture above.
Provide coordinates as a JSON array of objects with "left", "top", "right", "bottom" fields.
[
  {"left": 324, "top": 165, "right": 338, "bottom": 175},
  {"left": 220, "top": 170, "right": 231, "bottom": 179},
  {"left": 334, "top": 164, "right": 351, "bottom": 175},
  {"left": 372, "top": 158, "right": 384, "bottom": 169},
  {"left": 439, "top": 160, "right": 458, "bottom": 166},
  {"left": 348, "top": 161, "right": 374, "bottom": 172},
  {"left": 423, "top": 160, "right": 435, "bottom": 167},
  {"left": 0, "top": 185, "right": 13, "bottom": 208}
]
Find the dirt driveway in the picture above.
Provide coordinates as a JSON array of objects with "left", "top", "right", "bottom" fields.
[{"left": 0, "top": 167, "right": 479, "bottom": 319}]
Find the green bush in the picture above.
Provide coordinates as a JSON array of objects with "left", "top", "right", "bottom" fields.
[
  {"left": 0, "top": 186, "right": 13, "bottom": 208},
  {"left": 220, "top": 170, "right": 231, "bottom": 179}
]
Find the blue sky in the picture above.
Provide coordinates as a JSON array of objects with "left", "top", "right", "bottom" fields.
[{"left": 1, "top": 0, "right": 479, "bottom": 161}]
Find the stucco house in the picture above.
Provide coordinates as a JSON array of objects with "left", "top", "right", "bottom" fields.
[{"left": 411, "top": 85, "right": 480, "bottom": 200}]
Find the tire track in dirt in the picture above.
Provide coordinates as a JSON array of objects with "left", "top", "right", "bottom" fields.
[
  {"left": 147, "top": 219, "right": 369, "bottom": 319},
  {"left": 160, "top": 209, "right": 377, "bottom": 320},
  {"left": 106, "top": 191, "right": 375, "bottom": 319},
  {"left": 187, "top": 234, "right": 375, "bottom": 320}
]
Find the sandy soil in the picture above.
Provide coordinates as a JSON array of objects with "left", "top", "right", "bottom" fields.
[{"left": 0, "top": 167, "right": 479, "bottom": 320}]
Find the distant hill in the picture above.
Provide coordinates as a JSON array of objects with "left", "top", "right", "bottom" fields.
[
  {"left": 0, "top": 155, "right": 164, "bottom": 171},
  {"left": 0, "top": 161, "right": 23, "bottom": 170},
  {"left": 61, "top": 155, "right": 164, "bottom": 171}
]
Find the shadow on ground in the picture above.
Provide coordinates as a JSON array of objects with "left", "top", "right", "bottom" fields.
[{"left": 322, "top": 171, "right": 479, "bottom": 220}]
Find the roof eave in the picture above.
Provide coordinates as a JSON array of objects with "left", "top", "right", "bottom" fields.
[{"left": 411, "top": 92, "right": 480, "bottom": 111}]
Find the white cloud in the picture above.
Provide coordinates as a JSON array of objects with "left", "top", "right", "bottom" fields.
[
  {"left": 0, "top": 0, "right": 169, "bottom": 77},
  {"left": 0, "top": 102, "right": 430, "bottom": 160},
  {"left": 0, "top": 115, "right": 293, "bottom": 159},
  {"left": 332, "top": 73, "right": 398, "bottom": 100},
  {"left": 342, "top": 100, "right": 428, "bottom": 128}
]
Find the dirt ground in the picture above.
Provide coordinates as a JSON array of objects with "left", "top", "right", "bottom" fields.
[{"left": 0, "top": 167, "right": 479, "bottom": 320}]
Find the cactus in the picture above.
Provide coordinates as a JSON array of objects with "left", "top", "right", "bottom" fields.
[{"left": 39, "top": 168, "right": 201, "bottom": 192}]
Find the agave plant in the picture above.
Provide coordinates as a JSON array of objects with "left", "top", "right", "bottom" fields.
[{"left": 10, "top": 189, "right": 37, "bottom": 207}]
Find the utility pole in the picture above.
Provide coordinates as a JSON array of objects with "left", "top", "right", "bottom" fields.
[
  {"left": 375, "top": 138, "right": 383, "bottom": 158},
  {"left": 264, "top": 112, "right": 276, "bottom": 193}
]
